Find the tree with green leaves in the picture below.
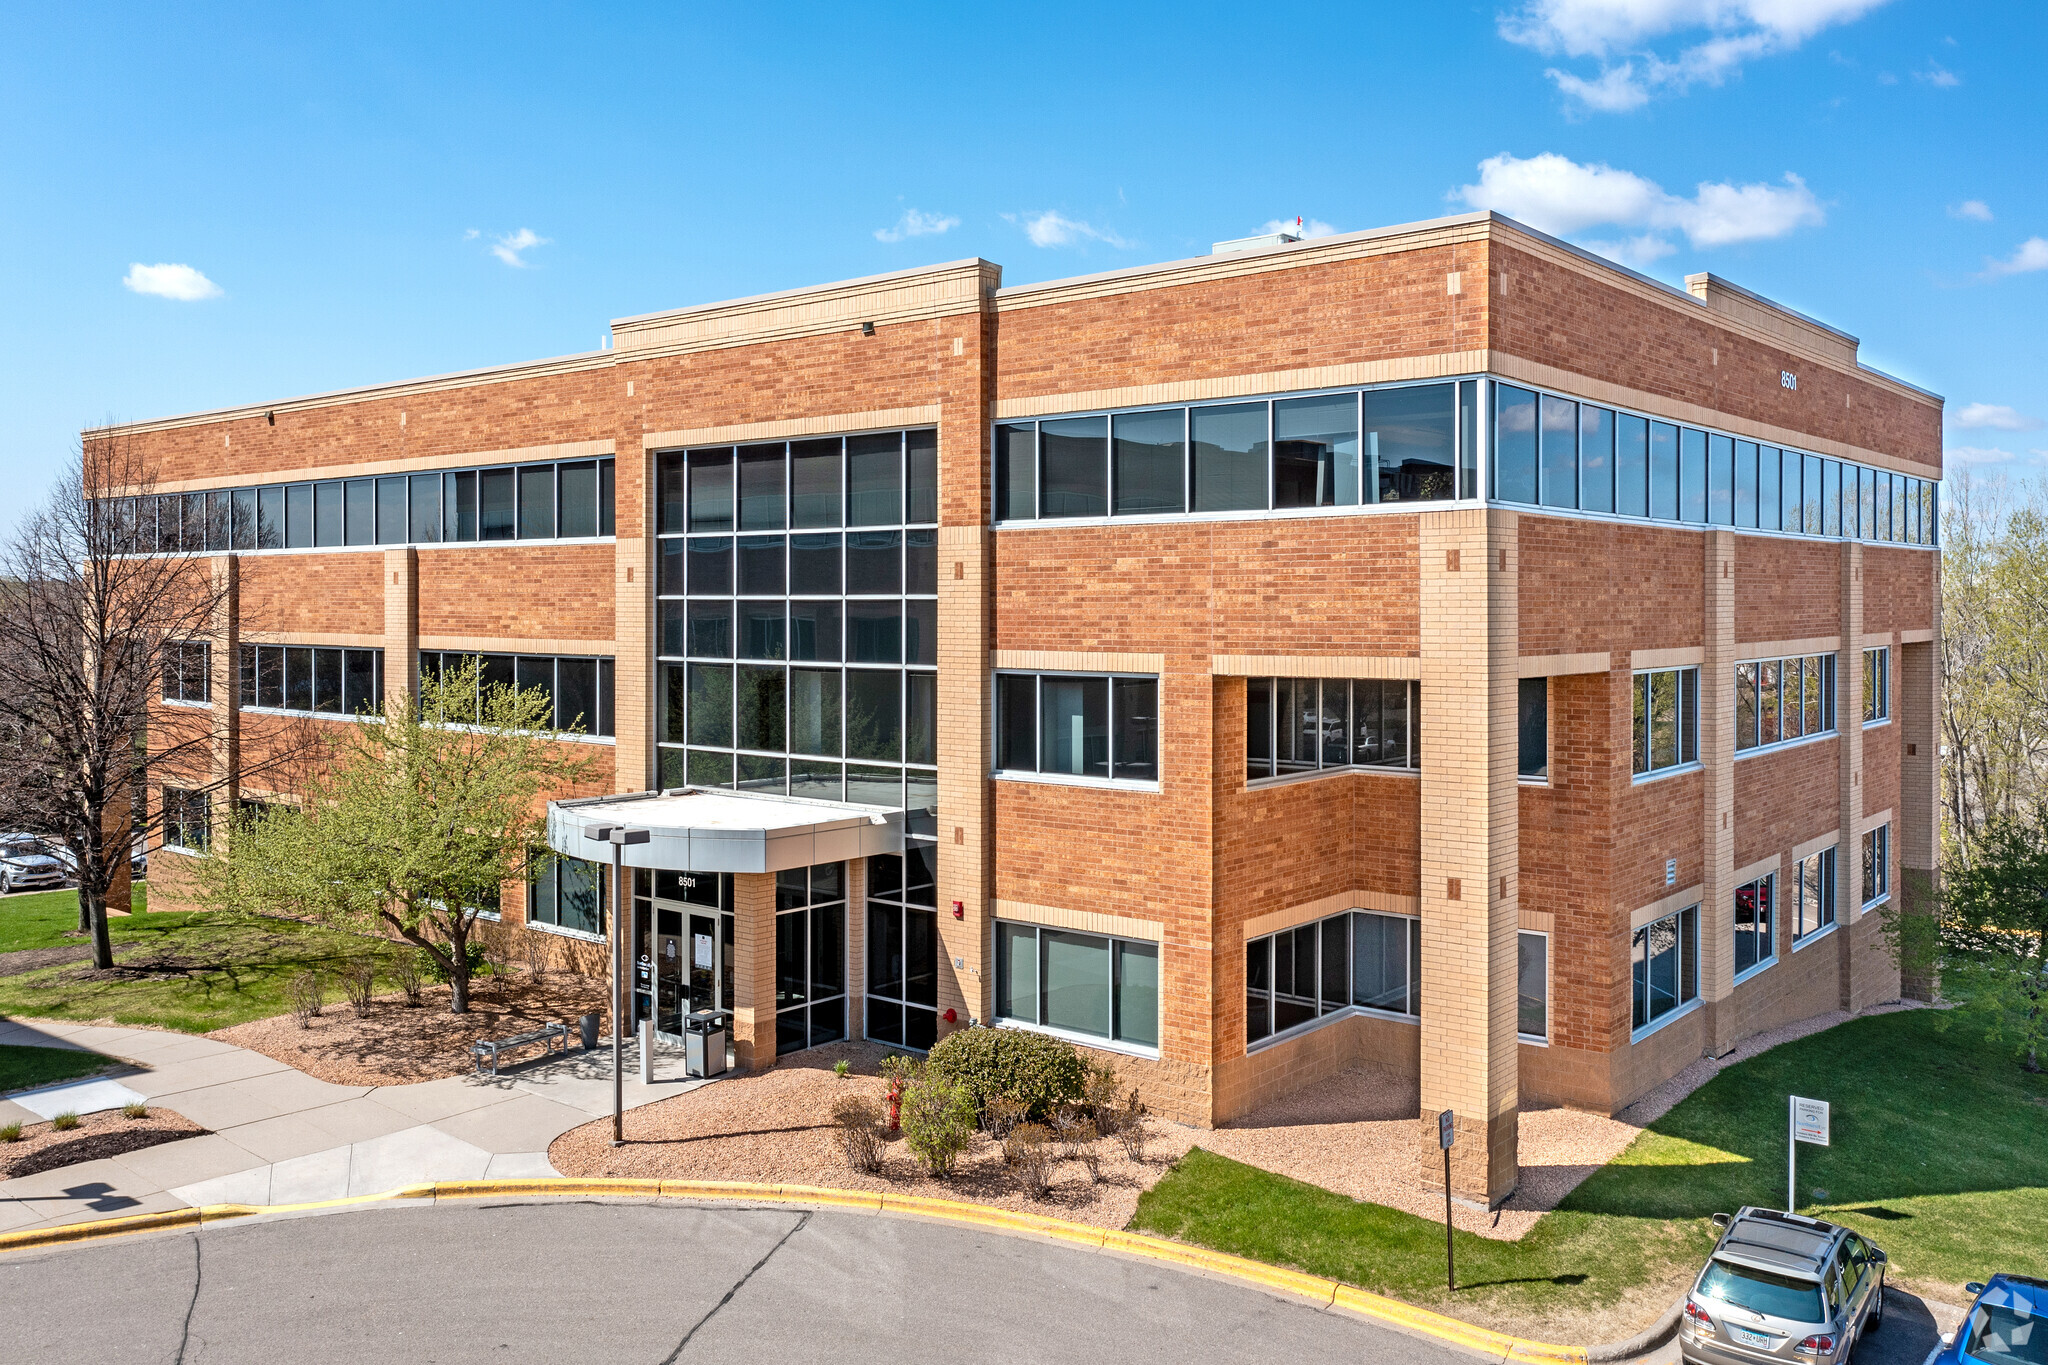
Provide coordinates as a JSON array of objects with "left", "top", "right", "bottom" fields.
[
  {"left": 195, "top": 657, "right": 599, "bottom": 1013},
  {"left": 1937, "top": 803, "right": 2048, "bottom": 1072}
]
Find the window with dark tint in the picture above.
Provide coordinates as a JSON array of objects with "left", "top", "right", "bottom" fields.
[
  {"left": 1518, "top": 677, "right": 1547, "bottom": 779},
  {"left": 847, "top": 433, "right": 902, "bottom": 526},
  {"left": 737, "top": 443, "right": 784, "bottom": 531},
  {"left": 264, "top": 486, "right": 290, "bottom": 549},
  {"left": 1112, "top": 409, "right": 1185, "bottom": 515},
  {"left": 1492, "top": 385, "right": 1537, "bottom": 504},
  {"left": 846, "top": 670, "right": 900, "bottom": 761},
  {"left": 906, "top": 429, "right": 937, "bottom": 524},
  {"left": 1365, "top": 384, "right": 1456, "bottom": 503},
  {"left": 445, "top": 471, "right": 477, "bottom": 541},
  {"left": 996, "top": 922, "right": 1158, "bottom": 1047},
  {"left": 1039, "top": 416, "right": 1107, "bottom": 518},
  {"left": 1518, "top": 932, "right": 1547, "bottom": 1038},
  {"left": 737, "top": 534, "right": 786, "bottom": 596},
  {"left": 846, "top": 531, "right": 900, "bottom": 595},
  {"left": 231, "top": 488, "right": 258, "bottom": 550},
  {"left": 517, "top": 466, "right": 554, "bottom": 539},
  {"left": 1649, "top": 422, "right": 1679, "bottom": 520},
  {"left": 996, "top": 673, "right": 1158, "bottom": 783},
  {"left": 789, "top": 533, "right": 840, "bottom": 595},
  {"left": 789, "top": 438, "right": 842, "bottom": 528},
  {"left": 558, "top": 461, "right": 599, "bottom": 538},
  {"left": 867, "top": 851, "right": 938, "bottom": 1049},
  {"left": 788, "top": 600, "right": 839, "bottom": 660},
  {"left": 688, "top": 536, "right": 732, "bottom": 596},
  {"left": 314, "top": 482, "right": 344, "bottom": 546},
  {"left": 478, "top": 469, "right": 516, "bottom": 540},
  {"left": 1739, "top": 442, "right": 1762, "bottom": 528},
  {"left": 995, "top": 423, "right": 1037, "bottom": 520},
  {"left": 345, "top": 479, "right": 374, "bottom": 546},
  {"left": 1539, "top": 395, "right": 1577, "bottom": 508},
  {"left": 1614, "top": 414, "right": 1648, "bottom": 517},
  {"left": 408, "top": 474, "right": 441, "bottom": 542},
  {"left": 1273, "top": 394, "right": 1358, "bottom": 509},
  {"left": 737, "top": 664, "right": 785, "bottom": 751},
  {"left": 1190, "top": 402, "right": 1268, "bottom": 512},
  {"left": 690, "top": 448, "right": 735, "bottom": 532}
]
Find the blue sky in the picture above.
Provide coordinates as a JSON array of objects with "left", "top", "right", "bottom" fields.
[{"left": 1, "top": 1, "right": 2041, "bottom": 519}]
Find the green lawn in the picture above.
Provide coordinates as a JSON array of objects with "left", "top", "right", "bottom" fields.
[
  {"left": 0, "top": 898, "right": 397, "bottom": 1034},
  {"left": 0, "top": 1043, "right": 117, "bottom": 1094},
  {"left": 0, "top": 884, "right": 150, "bottom": 953},
  {"left": 1132, "top": 1009, "right": 2048, "bottom": 1332}
]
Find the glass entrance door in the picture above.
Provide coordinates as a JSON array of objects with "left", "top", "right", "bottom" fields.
[
  {"left": 656, "top": 921, "right": 684, "bottom": 1034},
  {"left": 688, "top": 913, "right": 718, "bottom": 1014}
]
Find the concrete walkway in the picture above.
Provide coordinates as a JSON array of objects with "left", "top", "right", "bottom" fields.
[{"left": 0, "top": 1017, "right": 713, "bottom": 1237}]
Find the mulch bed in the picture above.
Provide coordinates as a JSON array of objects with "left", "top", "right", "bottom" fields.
[
  {"left": 1, "top": 1106, "right": 207, "bottom": 1181},
  {"left": 0, "top": 942, "right": 138, "bottom": 979},
  {"left": 211, "top": 970, "right": 612, "bottom": 1086}
]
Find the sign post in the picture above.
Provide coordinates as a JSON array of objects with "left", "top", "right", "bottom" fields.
[
  {"left": 1438, "top": 1108, "right": 1456, "bottom": 1292},
  {"left": 1789, "top": 1095, "right": 1830, "bottom": 1212},
  {"left": 587, "top": 824, "right": 651, "bottom": 1147}
]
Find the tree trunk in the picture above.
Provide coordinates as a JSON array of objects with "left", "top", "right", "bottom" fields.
[
  {"left": 86, "top": 882, "right": 113, "bottom": 970},
  {"left": 76, "top": 889, "right": 91, "bottom": 934},
  {"left": 447, "top": 923, "right": 469, "bottom": 1014}
]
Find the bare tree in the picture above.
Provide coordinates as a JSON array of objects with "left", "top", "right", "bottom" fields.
[{"left": 0, "top": 430, "right": 302, "bottom": 968}]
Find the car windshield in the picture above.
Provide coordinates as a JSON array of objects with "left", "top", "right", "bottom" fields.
[
  {"left": 1963, "top": 1297, "right": 2048, "bottom": 1362},
  {"left": 0, "top": 839, "right": 40, "bottom": 858},
  {"left": 1699, "top": 1259, "right": 1824, "bottom": 1323}
]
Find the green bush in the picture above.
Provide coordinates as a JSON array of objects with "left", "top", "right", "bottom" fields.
[
  {"left": 926, "top": 1027, "right": 1087, "bottom": 1123},
  {"left": 898, "top": 1076, "right": 976, "bottom": 1177},
  {"left": 0, "top": 1121, "right": 20, "bottom": 1142},
  {"left": 422, "top": 941, "right": 487, "bottom": 984}
]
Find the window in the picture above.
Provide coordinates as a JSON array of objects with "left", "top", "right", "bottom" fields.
[
  {"left": 1631, "top": 667, "right": 1698, "bottom": 778},
  {"left": 1631, "top": 905, "right": 1698, "bottom": 1032},
  {"left": 1735, "top": 654, "right": 1836, "bottom": 753},
  {"left": 1518, "top": 677, "right": 1547, "bottom": 780},
  {"left": 1244, "top": 909, "right": 1419, "bottom": 1047},
  {"left": 1734, "top": 873, "right": 1775, "bottom": 980},
  {"left": 1245, "top": 677, "right": 1419, "bottom": 782},
  {"left": 998, "top": 921, "right": 1159, "bottom": 1050},
  {"left": 1862, "top": 823, "right": 1890, "bottom": 908},
  {"left": 1792, "top": 846, "right": 1836, "bottom": 943},
  {"left": 1864, "top": 647, "right": 1889, "bottom": 723},
  {"left": 162, "top": 787, "right": 210, "bottom": 853},
  {"left": 866, "top": 848, "right": 938, "bottom": 1049},
  {"left": 994, "top": 672, "right": 1159, "bottom": 783},
  {"left": 418, "top": 651, "right": 614, "bottom": 737},
  {"left": 775, "top": 861, "right": 847, "bottom": 1054},
  {"left": 162, "top": 641, "right": 210, "bottom": 704},
  {"left": 236, "top": 645, "right": 385, "bottom": 717},
  {"left": 1517, "top": 931, "right": 1548, "bottom": 1041},
  {"left": 529, "top": 856, "right": 602, "bottom": 937}
]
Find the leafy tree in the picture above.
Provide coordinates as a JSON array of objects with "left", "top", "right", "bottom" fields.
[
  {"left": 1938, "top": 804, "right": 2048, "bottom": 1071},
  {"left": 196, "top": 658, "right": 599, "bottom": 1012}
]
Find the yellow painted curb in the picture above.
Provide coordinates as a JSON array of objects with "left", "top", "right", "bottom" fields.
[{"left": 0, "top": 1177, "right": 1589, "bottom": 1360}]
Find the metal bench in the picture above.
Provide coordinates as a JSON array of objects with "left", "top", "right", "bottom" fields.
[{"left": 471, "top": 1021, "right": 569, "bottom": 1075}]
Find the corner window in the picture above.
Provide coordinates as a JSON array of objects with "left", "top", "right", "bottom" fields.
[
  {"left": 1517, "top": 931, "right": 1548, "bottom": 1041},
  {"left": 1862, "top": 823, "right": 1890, "bottom": 908},
  {"left": 866, "top": 848, "right": 937, "bottom": 1049},
  {"left": 1631, "top": 904, "right": 1698, "bottom": 1032},
  {"left": 1246, "top": 676, "right": 1419, "bottom": 783},
  {"left": 775, "top": 861, "right": 847, "bottom": 1054},
  {"left": 1734, "top": 873, "right": 1776, "bottom": 979},
  {"left": 1863, "top": 647, "right": 1889, "bottom": 724},
  {"left": 162, "top": 787, "right": 210, "bottom": 853},
  {"left": 1792, "top": 846, "right": 1836, "bottom": 942},
  {"left": 529, "top": 856, "right": 603, "bottom": 937},
  {"left": 1735, "top": 653, "right": 1836, "bottom": 753},
  {"left": 1631, "top": 667, "right": 1698, "bottom": 778},
  {"left": 997, "top": 922, "right": 1159, "bottom": 1050},
  {"left": 162, "top": 642, "right": 210, "bottom": 704},
  {"left": 994, "top": 671, "right": 1158, "bottom": 783},
  {"left": 1245, "top": 909, "right": 1419, "bottom": 1049},
  {"left": 1518, "top": 677, "right": 1548, "bottom": 780}
]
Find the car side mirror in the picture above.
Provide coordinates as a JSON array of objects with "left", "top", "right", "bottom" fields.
[
  {"left": 1871, "top": 1249, "right": 1887, "bottom": 1265},
  {"left": 1711, "top": 1212, "right": 1731, "bottom": 1229},
  {"left": 1966, "top": 1282, "right": 1986, "bottom": 1296}
]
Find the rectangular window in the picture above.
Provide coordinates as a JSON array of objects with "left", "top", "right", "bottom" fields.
[
  {"left": 1246, "top": 908, "right": 1418, "bottom": 1048},
  {"left": 994, "top": 922, "right": 1158, "bottom": 1050},
  {"left": 1734, "top": 873, "right": 1775, "bottom": 979},
  {"left": 258, "top": 485, "right": 285, "bottom": 549},
  {"left": 1632, "top": 667, "right": 1698, "bottom": 777},
  {"left": 737, "top": 443, "right": 787, "bottom": 532},
  {"left": 1493, "top": 385, "right": 1538, "bottom": 505},
  {"left": 995, "top": 423, "right": 1037, "bottom": 521},
  {"left": 1736, "top": 654, "right": 1836, "bottom": 755},
  {"left": 789, "top": 437, "right": 843, "bottom": 529},
  {"left": 1862, "top": 823, "right": 1889, "bottom": 907},
  {"left": 1649, "top": 422, "right": 1679, "bottom": 520},
  {"left": 688, "top": 448, "right": 735, "bottom": 532},
  {"left": 1679, "top": 428, "right": 1707, "bottom": 523},
  {"left": 1539, "top": 394, "right": 1578, "bottom": 508},
  {"left": 529, "top": 855, "right": 606, "bottom": 938},
  {"left": 230, "top": 487, "right": 257, "bottom": 550},
  {"left": 1518, "top": 676, "right": 1547, "bottom": 779},
  {"left": 1616, "top": 413, "right": 1649, "bottom": 517},
  {"left": 1864, "top": 646, "right": 1889, "bottom": 723},
  {"left": 847, "top": 432, "right": 903, "bottom": 526},
  {"left": 1517, "top": 931, "right": 1548, "bottom": 1041},
  {"left": 162, "top": 787, "right": 210, "bottom": 854},
  {"left": 868, "top": 852, "right": 939, "bottom": 1050},
  {"left": 408, "top": 474, "right": 441, "bottom": 543},
  {"left": 517, "top": 465, "right": 555, "bottom": 539},
  {"left": 447, "top": 470, "right": 478, "bottom": 541},
  {"left": 1579, "top": 405, "right": 1614, "bottom": 513},
  {"left": 557, "top": 461, "right": 599, "bottom": 538},
  {"left": 1708, "top": 433, "right": 1735, "bottom": 525},
  {"left": 1793, "top": 846, "right": 1837, "bottom": 941},
  {"left": 1273, "top": 393, "right": 1357, "bottom": 509},
  {"left": 479, "top": 468, "right": 516, "bottom": 540},
  {"left": 774, "top": 861, "right": 848, "bottom": 1053},
  {"left": 375, "top": 476, "right": 406, "bottom": 544},
  {"left": 994, "top": 672, "right": 1159, "bottom": 785},
  {"left": 1735, "top": 441, "right": 1759, "bottom": 527},
  {"left": 1191, "top": 402, "right": 1269, "bottom": 513},
  {"left": 1245, "top": 677, "right": 1419, "bottom": 781},
  {"left": 1631, "top": 904, "right": 1698, "bottom": 1032},
  {"left": 161, "top": 641, "right": 210, "bottom": 704},
  {"left": 1113, "top": 408, "right": 1188, "bottom": 515},
  {"left": 313, "top": 481, "right": 343, "bottom": 546},
  {"left": 1365, "top": 384, "right": 1456, "bottom": 504},
  {"left": 344, "top": 479, "right": 374, "bottom": 546}
]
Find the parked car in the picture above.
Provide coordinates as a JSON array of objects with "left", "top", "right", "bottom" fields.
[
  {"left": 1679, "top": 1206, "right": 1887, "bottom": 1364},
  {"left": 1925, "top": 1274, "right": 2048, "bottom": 1365},
  {"left": 0, "top": 833, "right": 74, "bottom": 894}
]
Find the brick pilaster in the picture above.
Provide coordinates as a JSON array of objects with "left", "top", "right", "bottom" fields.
[
  {"left": 1838, "top": 542, "right": 1864, "bottom": 1009},
  {"left": 614, "top": 447, "right": 653, "bottom": 793},
  {"left": 845, "top": 855, "right": 868, "bottom": 1039},
  {"left": 210, "top": 555, "right": 240, "bottom": 848},
  {"left": 730, "top": 870, "right": 779, "bottom": 1070},
  {"left": 1898, "top": 634, "right": 1940, "bottom": 1001},
  {"left": 1700, "top": 530, "right": 1737, "bottom": 1055},
  {"left": 382, "top": 547, "right": 418, "bottom": 713}
]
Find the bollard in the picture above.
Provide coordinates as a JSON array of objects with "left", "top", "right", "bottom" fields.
[{"left": 639, "top": 1017, "right": 655, "bottom": 1085}]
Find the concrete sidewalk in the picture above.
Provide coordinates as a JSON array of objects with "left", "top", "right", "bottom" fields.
[{"left": 0, "top": 1017, "right": 714, "bottom": 1236}]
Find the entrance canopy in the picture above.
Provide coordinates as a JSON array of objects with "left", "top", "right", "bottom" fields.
[{"left": 546, "top": 787, "right": 903, "bottom": 874}]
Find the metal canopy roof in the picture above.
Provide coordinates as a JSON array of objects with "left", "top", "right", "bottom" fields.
[{"left": 547, "top": 787, "right": 903, "bottom": 875}]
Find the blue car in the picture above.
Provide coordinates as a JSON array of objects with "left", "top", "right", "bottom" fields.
[{"left": 1925, "top": 1274, "right": 2048, "bottom": 1364}]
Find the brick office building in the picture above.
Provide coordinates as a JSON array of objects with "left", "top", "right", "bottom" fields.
[{"left": 115, "top": 211, "right": 1940, "bottom": 1204}]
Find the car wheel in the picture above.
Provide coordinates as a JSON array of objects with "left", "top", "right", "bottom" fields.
[
  {"left": 1869, "top": 1272, "right": 1885, "bottom": 1331},
  {"left": 0, "top": 871, "right": 11, "bottom": 895}
]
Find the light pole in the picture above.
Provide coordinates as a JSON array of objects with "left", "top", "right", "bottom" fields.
[{"left": 585, "top": 824, "right": 649, "bottom": 1146}]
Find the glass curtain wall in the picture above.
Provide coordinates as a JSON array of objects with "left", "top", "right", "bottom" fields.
[
  {"left": 776, "top": 861, "right": 847, "bottom": 1053},
  {"left": 865, "top": 848, "right": 938, "bottom": 1049}
]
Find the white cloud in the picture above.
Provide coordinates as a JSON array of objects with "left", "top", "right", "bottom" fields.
[
  {"left": 1949, "top": 444, "right": 2016, "bottom": 465},
  {"left": 122, "top": 263, "right": 221, "bottom": 301},
  {"left": 1984, "top": 237, "right": 2048, "bottom": 278},
  {"left": 1455, "top": 152, "right": 1824, "bottom": 260},
  {"left": 1950, "top": 200, "right": 1993, "bottom": 222},
  {"left": 1500, "top": 0, "right": 1891, "bottom": 111},
  {"left": 874, "top": 209, "right": 961, "bottom": 243},
  {"left": 488, "top": 228, "right": 548, "bottom": 268},
  {"left": 1018, "top": 211, "right": 1131, "bottom": 250},
  {"left": 1915, "top": 62, "right": 1959, "bottom": 87},
  {"left": 1954, "top": 403, "right": 2042, "bottom": 432},
  {"left": 1259, "top": 217, "right": 1338, "bottom": 239},
  {"left": 463, "top": 228, "right": 481, "bottom": 240}
]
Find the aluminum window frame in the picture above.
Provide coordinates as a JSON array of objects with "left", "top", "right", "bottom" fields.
[
  {"left": 1630, "top": 904, "right": 1700, "bottom": 1040},
  {"left": 1244, "top": 676, "right": 1422, "bottom": 787},
  {"left": 1244, "top": 908, "right": 1422, "bottom": 1054},
  {"left": 1631, "top": 666, "right": 1700, "bottom": 781},
  {"left": 1863, "top": 646, "right": 1890, "bottom": 725},
  {"left": 1791, "top": 846, "right": 1838, "bottom": 946},
  {"left": 1517, "top": 928, "right": 1550, "bottom": 1044},
  {"left": 990, "top": 669, "right": 1162, "bottom": 789},
  {"left": 1732, "top": 871, "right": 1778, "bottom": 985},
  {"left": 994, "top": 920, "right": 1162, "bottom": 1057},
  {"left": 1734, "top": 653, "right": 1839, "bottom": 757}
]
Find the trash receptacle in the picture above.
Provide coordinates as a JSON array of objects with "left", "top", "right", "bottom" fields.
[
  {"left": 684, "top": 1010, "right": 728, "bottom": 1079},
  {"left": 578, "top": 1012, "right": 599, "bottom": 1052}
]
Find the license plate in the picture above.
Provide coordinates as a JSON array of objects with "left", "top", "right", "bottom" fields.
[{"left": 1731, "top": 1326, "right": 1776, "bottom": 1348}]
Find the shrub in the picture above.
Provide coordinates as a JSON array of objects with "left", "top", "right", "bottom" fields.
[
  {"left": 1115, "top": 1108, "right": 1148, "bottom": 1163},
  {"left": 1007, "top": 1122, "right": 1054, "bottom": 1197},
  {"left": 50, "top": 1111, "right": 80, "bottom": 1132},
  {"left": 121, "top": 1101, "right": 149, "bottom": 1120},
  {"left": 925, "top": 1027, "right": 1087, "bottom": 1123},
  {"left": 523, "top": 931, "right": 551, "bottom": 984},
  {"left": 423, "top": 941, "right": 487, "bottom": 985},
  {"left": 879, "top": 1053, "right": 920, "bottom": 1131},
  {"left": 830, "top": 1095, "right": 886, "bottom": 1174},
  {"left": 0, "top": 1121, "right": 20, "bottom": 1142},
  {"left": 339, "top": 958, "right": 378, "bottom": 1016},
  {"left": 898, "top": 1077, "right": 976, "bottom": 1178},
  {"left": 1052, "top": 1108, "right": 1096, "bottom": 1162},
  {"left": 832, "top": 1058, "right": 851, "bottom": 1078},
  {"left": 390, "top": 950, "right": 425, "bottom": 1007},
  {"left": 1081, "top": 1061, "right": 1121, "bottom": 1120},
  {"left": 985, "top": 1095, "right": 1028, "bottom": 1150},
  {"left": 286, "top": 970, "right": 324, "bottom": 1027}
]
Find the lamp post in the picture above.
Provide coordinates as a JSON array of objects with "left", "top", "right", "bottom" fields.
[{"left": 585, "top": 824, "right": 649, "bottom": 1146}]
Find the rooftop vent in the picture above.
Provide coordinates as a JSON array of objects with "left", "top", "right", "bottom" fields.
[{"left": 1212, "top": 231, "right": 1301, "bottom": 256}]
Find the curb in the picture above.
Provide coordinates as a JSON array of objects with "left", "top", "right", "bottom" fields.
[
  {"left": 0, "top": 1178, "right": 1588, "bottom": 1362},
  {"left": 1584, "top": 1296, "right": 1685, "bottom": 1363}
]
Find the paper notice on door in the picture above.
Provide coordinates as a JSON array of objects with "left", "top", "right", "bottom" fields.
[{"left": 693, "top": 934, "right": 714, "bottom": 969}]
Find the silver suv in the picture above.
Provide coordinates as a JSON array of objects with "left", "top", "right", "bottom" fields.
[{"left": 1679, "top": 1206, "right": 1887, "bottom": 1364}]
